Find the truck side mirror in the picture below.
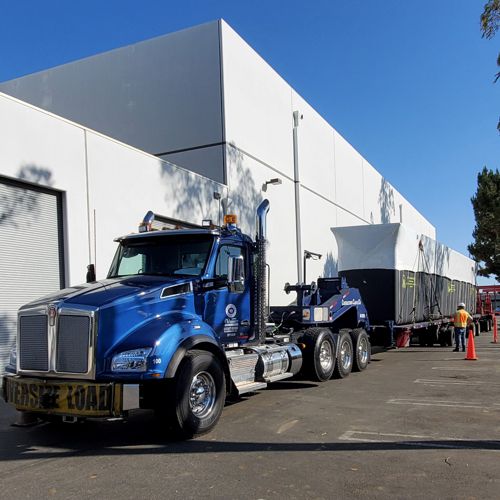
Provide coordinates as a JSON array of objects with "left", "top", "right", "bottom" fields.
[{"left": 227, "top": 256, "right": 245, "bottom": 292}]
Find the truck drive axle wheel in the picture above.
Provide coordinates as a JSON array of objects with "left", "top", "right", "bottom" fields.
[
  {"left": 298, "top": 328, "right": 336, "bottom": 382},
  {"left": 350, "top": 328, "right": 370, "bottom": 372},
  {"left": 157, "top": 349, "right": 226, "bottom": 439},
  {"left": 333, "top": 330, "right": 354, "bottom": 379}
]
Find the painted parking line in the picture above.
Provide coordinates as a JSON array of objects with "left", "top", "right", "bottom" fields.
[
  {"left": 431, "top": 366, "right": 488, "bottom": 371},
  {"left": 414, "top": 379, "right": 500, "bottom": 387},
  {"left": 387, "top": 398, "right": 499, "bottom": 410},
  {"left": 339, "top": 430, "right": 433, "bottom": 442}
]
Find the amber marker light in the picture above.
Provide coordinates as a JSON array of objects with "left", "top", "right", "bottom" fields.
[{"left": 224, "top": 214, "right": 238, "bottom": 225}]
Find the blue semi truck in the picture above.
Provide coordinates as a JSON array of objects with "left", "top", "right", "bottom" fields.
[{"left": 2, "top": 200, "right": 371, "bottom": 438}]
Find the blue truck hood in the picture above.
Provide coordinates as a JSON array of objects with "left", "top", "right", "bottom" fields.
[
  {"left": 21, "top": 275, "right": 188, "bottom": 309},
  {"left": 21, "top": 275, "right": 200, "bottom": 379}
]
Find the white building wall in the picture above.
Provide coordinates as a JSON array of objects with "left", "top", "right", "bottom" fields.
[
  {"left": 333, "top": 131, "right": 366, "bottom": 221},
  {"left": 299, "top": 188, "right": 338, "bottom": 281},
  {"left": 85, "top": 132, "right": 226, "bottom": 277},
  {"left": 221, "top": 22, "right": 295, "bottom": 179},
  {"left": 0, "top": 93, "right": 88, "bottom": 285},
  {"left": 225, "top": 144, "right": 298, "bottom": 305},
  {"left": 291, "top": 92, "right": 335, "bottom": 202},
  {"left": 0, "top": 92, "right": 226, "bottom": 286}
]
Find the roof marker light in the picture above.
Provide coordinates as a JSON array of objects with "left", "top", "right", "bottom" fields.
[{"left": 224, "top": 214, "right": 238, "bottom": 225}]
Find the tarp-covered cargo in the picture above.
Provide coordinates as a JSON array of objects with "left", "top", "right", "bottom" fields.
[{"left": 332, "top": 224, "right": 476, "bottom": 325}]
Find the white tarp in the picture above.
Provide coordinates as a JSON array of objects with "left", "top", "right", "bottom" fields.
[{"left": 332, "top": 223, "right": 476, "bottom": 285}]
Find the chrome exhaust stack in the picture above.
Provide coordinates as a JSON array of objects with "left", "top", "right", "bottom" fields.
[{"left": 255, "top": 200, "right": 270, "bottom": 343}]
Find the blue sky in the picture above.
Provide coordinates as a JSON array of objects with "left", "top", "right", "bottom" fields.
[{"left": 1, "top": 0, "right": 498, "bottom": 282}]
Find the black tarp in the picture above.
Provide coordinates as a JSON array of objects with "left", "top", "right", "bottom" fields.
[{"left": 340, "top": 269, "right": 476, "bottom": 325}]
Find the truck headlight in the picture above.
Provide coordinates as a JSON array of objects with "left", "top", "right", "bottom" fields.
[
  {"left": 111, "top": 348, "right": 152, "bottom": 372},
  {"left": 8, "top": 345, "right": 17, "bottom": 369}
]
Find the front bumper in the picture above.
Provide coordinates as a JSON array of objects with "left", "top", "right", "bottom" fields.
[{"left": 2, "top": 374, "right": 139, "bottom": 418}]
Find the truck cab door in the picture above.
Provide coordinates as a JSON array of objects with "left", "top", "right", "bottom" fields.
[{"left": 203, "top": 244, "right": 252, "bottom": 345}]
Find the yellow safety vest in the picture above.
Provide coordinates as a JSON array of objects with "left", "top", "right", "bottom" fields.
[{"left": 454, "top": 309, "right": 471, "bottom": 328}]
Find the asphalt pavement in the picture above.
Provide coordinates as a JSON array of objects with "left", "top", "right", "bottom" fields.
[{"left": 1, "top": 333, "right": 500, "bottom": 499}]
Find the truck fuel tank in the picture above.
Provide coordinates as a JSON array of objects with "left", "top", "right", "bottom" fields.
[{"left": 247, "top": 343, "right": 302, "bottom": 382}]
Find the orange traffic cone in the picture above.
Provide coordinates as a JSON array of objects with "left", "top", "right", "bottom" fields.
[{"left": 465, "top": 326, "right": 478, "bottom": 361}]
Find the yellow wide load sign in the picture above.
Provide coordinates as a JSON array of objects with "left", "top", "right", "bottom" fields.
[{"left": 3, "top": 376, "right": 123, "bottom": 417}]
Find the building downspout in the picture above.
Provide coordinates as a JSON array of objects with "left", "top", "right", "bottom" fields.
[{"left": 292, "top": 110, "right": 303, "bottom": 283}]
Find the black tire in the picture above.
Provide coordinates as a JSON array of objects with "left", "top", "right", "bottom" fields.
[
  {"left": 447, "top": 326, "right": 454, "bottom": 346},
  {"left": 158, "top": 350, "right": 226, "bottom": 439},
  {"left": 438, "top": 328, "right": 447, "bottom": 347},
  {"left": 419, "top": 331, "right": 426, "bottom": 347},
  {"left": 429, "top": 325, "right": 439, "bottom": 346},
  {"left": 333, "top": 330, "right": 354, "bottom": 379},
  {"left": 350, "top": 328, "right": 370, "bottom": 372},
  {"left": 298, "top": 328, "right": 336, "bottom": 382}
]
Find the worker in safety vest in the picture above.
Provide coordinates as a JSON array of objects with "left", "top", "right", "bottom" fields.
[{"left": 452, "top": 302, "right": 472, "bottom": 352}]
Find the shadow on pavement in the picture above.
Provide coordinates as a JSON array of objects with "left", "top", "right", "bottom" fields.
[{"left": 1, "top": 409, "right": 500, "bottom": 462}]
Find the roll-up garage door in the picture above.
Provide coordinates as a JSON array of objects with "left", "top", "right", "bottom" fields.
[{"left": 0, "top": 176, "right": 65, "bottom": 371}]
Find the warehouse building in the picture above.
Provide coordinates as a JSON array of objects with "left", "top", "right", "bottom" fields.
[{"left": 0, "top": 20, "right": 440, "bottom": 368}]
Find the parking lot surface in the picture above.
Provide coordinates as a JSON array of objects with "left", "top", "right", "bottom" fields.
[{"left": 1, "top": 333, "right": 500, "bottom": 499}]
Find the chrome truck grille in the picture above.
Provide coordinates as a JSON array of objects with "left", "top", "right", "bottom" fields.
[
  {"left": 56, "top": 315, "right": 91, "bottom": 373},
  {"left": 17, "top": 305, "right": 96, "bottom": 379},
  {"left": 19, "top": 315, "right": 49, "bottom": 371}
]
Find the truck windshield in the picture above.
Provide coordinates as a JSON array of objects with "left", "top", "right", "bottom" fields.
[{"left": 107, "top": 234, "right": 214, "bottom": 278}]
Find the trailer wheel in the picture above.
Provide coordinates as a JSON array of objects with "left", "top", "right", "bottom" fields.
[
  {"left": 350, "top": 328, "right": 370, "bottom": 372},
  {"left": 158, "top": 349, "right": 226, "bottom": 439},
  {"left": 298, "top": 328, "right": 336, "bottom": 382},
  {"left": 446, "top": 326, "right": 454, "bottom": 346},
  {"left": 333, "top": 330, "right": 354, "bottom": 379}
]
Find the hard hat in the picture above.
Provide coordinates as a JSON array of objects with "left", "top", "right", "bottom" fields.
[{"left": 458, "top": 302, "right": 465, "bottom": 308}]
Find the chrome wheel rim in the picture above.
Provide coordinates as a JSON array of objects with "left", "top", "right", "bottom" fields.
[
  {"left": 319, "top": 339, "right": 333, "bottom": 371},
  {"left": 189, "top": 371, "right": 216, "bottom": 418},
  {"left": 358, "top": 337, "right": 369, "bottom": 365},
  {"left": 341, "top": 340, "right": 352, "bottom": 371}
]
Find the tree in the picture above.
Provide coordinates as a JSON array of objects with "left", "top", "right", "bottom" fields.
[
  {"left": 480, "top": 0, "right": 500, "bottom": 131},
  {"left": 468, "top": 167, "right": 500, "bottom": 280}
]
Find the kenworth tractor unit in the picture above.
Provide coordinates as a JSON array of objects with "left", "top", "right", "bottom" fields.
[{"left": 3, "top": 201, "right": 371, "bottom": 438}]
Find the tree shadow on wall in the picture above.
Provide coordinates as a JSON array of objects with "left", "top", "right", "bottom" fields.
[
  {"left": 158, "top": 144, "right": 265, "bottom": 233},
  {"left": 0, "top": 165, "right": 54, "bottom": 227},
  {"left": 378, "top": 178, "right": 395, "bottom": 224},
  {"left": 159, "top": 159, "right": 224, "bottom": 225},
  {"left": 225, "top": 143, "right": 262, "bottom": 235},
  {"left": 323, "top": 251, "right": 338, "bottom": 278}
]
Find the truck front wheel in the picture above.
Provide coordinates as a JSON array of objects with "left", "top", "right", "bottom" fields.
[{"left": 162, "top": 349, "right": 226, "bottom": 439}]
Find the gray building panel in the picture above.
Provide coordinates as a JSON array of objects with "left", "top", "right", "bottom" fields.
[{"left": 159, "top": 144, "right": 225, "bottom": 184}]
